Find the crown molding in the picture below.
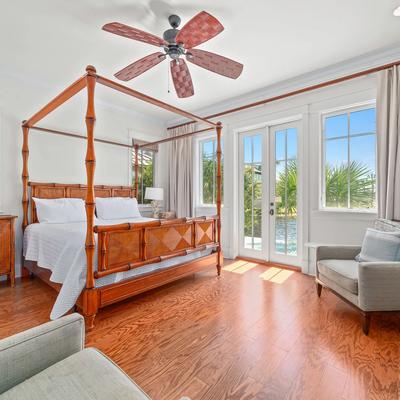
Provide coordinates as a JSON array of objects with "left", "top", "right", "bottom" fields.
[{"left": 166, "top": 43, "right": 400, "bottom": 128}]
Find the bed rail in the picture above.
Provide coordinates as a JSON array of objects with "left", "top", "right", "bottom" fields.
[{"left": 93, "top": 216, "right": 218, "bottom": 278}]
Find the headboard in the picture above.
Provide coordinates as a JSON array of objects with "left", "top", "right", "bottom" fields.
[{"left": 28, "top": 182, "right": 136, "bottom": 224}]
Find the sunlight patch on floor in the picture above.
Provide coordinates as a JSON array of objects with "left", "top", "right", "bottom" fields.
[
  {"left": 222, "top": 260, "right": 248, "bottom": 272},
  {"left": 222, "top": 260, "right": 258, "bottom": 274},
  {"left": 258, "top": 267, "right": 281, "bottom": 280},
  {"left": 259, "top": 267, "right": 294, "bottom": 284}
]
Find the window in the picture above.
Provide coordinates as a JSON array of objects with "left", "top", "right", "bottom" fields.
[
  {"left": 322, "top": 106, "right": 376, "bottom": 210},
  {"left": 132, "top": 148, "right": 155, "bottom": 204},
  {"left": 199, "top": 138, "right": 223, "bottom": 205}
]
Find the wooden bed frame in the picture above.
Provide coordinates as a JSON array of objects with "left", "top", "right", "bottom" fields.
[{"left": 21, "top": 66, "right": 222, "bottom": 329}]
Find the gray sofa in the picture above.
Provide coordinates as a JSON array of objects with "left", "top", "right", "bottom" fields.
[
  {"left": 316, "top": 245, "right": 400, "bottom": 335},
  {"left": 0, "top": 314, "right": 151, "bottom": 399}
]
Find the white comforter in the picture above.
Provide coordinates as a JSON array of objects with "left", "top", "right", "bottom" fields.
[{"left": 23, "top": 218, "right": 211, "bottom": 319}]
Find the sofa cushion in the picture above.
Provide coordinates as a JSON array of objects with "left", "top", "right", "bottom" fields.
[
  {"left": 0, "top": 348, "right": 150, "bottom": 400},
  {"left": 317, "top": 259, "right": 359, "bottom": 295}
]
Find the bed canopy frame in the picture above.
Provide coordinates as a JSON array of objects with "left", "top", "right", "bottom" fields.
[{"left": 22, "top": 65, "right": 222, "bottom": 328}]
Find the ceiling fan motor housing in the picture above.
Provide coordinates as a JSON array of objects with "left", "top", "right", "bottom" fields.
[{"left": 163, "top": 28, "right": 179, "bottom": 44}]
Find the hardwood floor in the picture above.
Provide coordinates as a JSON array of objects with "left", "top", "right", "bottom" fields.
[{"left": 0, "top": 259, "right": 399, "bottom": 399}]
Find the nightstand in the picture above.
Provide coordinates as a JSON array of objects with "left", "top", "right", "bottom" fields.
[{"left": 0, "top": 215, "right": 17, "bottom": 287}]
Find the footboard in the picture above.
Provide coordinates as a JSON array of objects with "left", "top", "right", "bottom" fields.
[{"left": 93, "top": 217, "right": 218, "bottom": 278}]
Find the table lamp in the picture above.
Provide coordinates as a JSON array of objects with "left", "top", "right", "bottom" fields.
[{"left": 145, "top": 187, "right": 164, "bottom": 218}]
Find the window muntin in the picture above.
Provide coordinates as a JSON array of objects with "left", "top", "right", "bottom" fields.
[
  {"left": 199, "top": 138, "right": 223, "bottom": 205},
  {"left": 322, "top": 106, "right": 376, "bottom": 211}
]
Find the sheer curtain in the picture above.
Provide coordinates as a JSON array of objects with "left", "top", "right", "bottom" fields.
[
  {"left": 377, "top": 66, "right": 400, "bottom": 220},
  {"left": 168, "top": 124, "right": 195, "bottom": 218}
]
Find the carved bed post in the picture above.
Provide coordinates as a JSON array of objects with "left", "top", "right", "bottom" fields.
[
  {"left": 84, "top": 65, "right": 97, "bottom": 329},
  {"left": 216, "top": 121, "right": 222, "bottom": 275},
  {"left": 21, "top": 121, "right": 30, "bottom": 278},
  {"left": 22, "top": 122, "right": 30, "bottom": 231},
  {"left": 134, "top": 143, "right": 139, "bottom": 198}
]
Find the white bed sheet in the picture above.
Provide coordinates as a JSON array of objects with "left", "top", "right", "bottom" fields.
[{"left": 23, "top": 218, "right": 211, "bottom": 319}]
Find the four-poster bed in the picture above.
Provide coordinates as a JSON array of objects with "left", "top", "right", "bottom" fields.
[{"left": 21, "top": 65, "right": 223, "bottom": 329}]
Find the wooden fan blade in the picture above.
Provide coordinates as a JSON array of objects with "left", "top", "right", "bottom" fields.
[
  {"left": 170, "top": 59, "right": 194, "bottom": 98},
  {"left": 103, "top": 22, "right": 167, "bottom": 47},
  {"left": 187, "top": 49, "right": 243, "bottom": 79},
  {"left": 175, "top": 11, "right": 224, "bottom": 49},
  {"left": 115, "top": 52, "right": 166, "bottom": 81}
]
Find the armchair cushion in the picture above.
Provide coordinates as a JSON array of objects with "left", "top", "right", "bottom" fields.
[
  {"left": 0, "top": 348, "right": 150, "bottom": 400},
  {"left": 317, "top": 259, "right": 359, "bottom": 294},
  {"left": 0, "top": 314, "right": 84, "bottom": 395}
]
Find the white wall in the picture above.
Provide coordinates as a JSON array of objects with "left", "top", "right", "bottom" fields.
[
  {"left": 0, "top": 89, "right": 166, "bottom": 278},
  {"left": 191, "top": 75, "right": 378, "bottom": 273}
]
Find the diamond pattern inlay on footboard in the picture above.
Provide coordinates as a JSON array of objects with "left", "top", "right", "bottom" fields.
[{"left": 147, "top": 224, "right": 193, "bottom": 258}]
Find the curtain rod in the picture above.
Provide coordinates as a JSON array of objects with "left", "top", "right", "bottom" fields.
[
  {"left": 167, "top": 59, "right": 400, "bottom": 130},
  {"left": 138, "top": 127, "right": 215, "bottom": 148}
]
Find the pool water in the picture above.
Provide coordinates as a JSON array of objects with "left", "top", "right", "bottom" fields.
[
  {"left": 244, "top": 216, "right": 297, "bottom": 255},
  {"left": 275, "top": 216, "right": 297, "bottom": 255}
]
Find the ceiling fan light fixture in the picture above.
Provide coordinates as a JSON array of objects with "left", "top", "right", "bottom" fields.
[{"left": 393, "top": 6, "right": 400, "bottom": 16}]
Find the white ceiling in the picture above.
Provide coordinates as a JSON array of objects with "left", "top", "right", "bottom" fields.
[{"left": 2, "top": 0, "right": 400, "bottom": 123}]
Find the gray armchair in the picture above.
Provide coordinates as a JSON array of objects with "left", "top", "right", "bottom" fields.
[
  {"left": 315, "top": 245, "right": 400, "bottom": 335},
  {"left": 0, "top": 314, "right": 151, "bottom": 399}
]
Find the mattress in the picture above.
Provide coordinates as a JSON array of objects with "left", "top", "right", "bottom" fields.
[{"left": 23, "top": 218, "right": 212, "bottom": 319}]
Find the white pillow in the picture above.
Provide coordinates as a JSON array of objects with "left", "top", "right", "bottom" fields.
[
  {"left": 33, "top": 197, "right": 86, "bottom": 223},
  {"left": 95, "top": 197, "right": 141, "bottom": 220},
  {"left": 359, "top": 228, "right": 400, "bottom": 262}
]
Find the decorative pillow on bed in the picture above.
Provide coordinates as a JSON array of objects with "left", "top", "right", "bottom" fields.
[
  {"left": 95, "top": 197, "right": 141, "bottom": 219},
  {"left": 358, "top": 228, "right": 400, "bottom": 262},
  {"left": 33, "top": 197, "right": 86, "bottom": 223}
]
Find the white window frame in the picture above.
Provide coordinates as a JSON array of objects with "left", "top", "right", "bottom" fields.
[
  {"left": 196, "top": 135, "right": 223, "bottom": 207},
  {"left": 320, "top": 101, "right": 377, "bottom": 213}
]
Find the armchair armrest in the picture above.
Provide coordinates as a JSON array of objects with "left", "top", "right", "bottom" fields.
[
  {"left": 315, "top": 245, "right": 361, "bottom": 278},
  {"left": 315, "top": 245, "right": 361, "bottom": 262},
  {"left": 0, "top": 313, "right": 84, "bottom": 394},
  {"left": 358, "top": 262, "right": 400, "bottom": 311}
]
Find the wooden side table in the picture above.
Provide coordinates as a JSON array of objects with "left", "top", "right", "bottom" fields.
[{"left": 0, "top": 215, "right": 17, "bottom": 287}]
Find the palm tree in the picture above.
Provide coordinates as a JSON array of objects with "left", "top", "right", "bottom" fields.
[
  {"left": 275, "top": 160, "right": 297, "bottom": 216},
  {"left": 275, "top": 160, "right": 376, "bottom": 214},
  {"left": 325, "top": 161, "right": 376, "bottom": 208}
]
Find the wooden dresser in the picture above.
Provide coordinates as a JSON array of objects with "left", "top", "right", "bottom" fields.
[{"left": 0, "top": 215, "right": 17, "bottom": 287}]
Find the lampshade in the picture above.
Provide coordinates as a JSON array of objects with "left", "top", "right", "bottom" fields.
[{"left": 145, "top": 187, "right": 164, "bottom": 201}]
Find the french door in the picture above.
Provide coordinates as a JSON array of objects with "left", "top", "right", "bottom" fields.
[{"left": 238, "top": 121, "right": 302, "bottom": 267}]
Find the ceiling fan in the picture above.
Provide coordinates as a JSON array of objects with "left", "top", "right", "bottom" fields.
[{"left": 102, "top": 11, "right": 243, "bottom": 98}]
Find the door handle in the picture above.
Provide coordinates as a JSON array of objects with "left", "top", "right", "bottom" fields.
[{"left": 269, "top": 208, "right": 274, "bottom": 216}]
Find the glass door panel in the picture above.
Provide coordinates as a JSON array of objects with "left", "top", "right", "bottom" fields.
[
  {"left": 270, "top": 123, "right": 301, "bottom": 265},
  {"left": 239, "top": 130, "right": 266, "bottom": 258},
  {"left": 243, "top": 134, "right": 263, "bottom": 251}
]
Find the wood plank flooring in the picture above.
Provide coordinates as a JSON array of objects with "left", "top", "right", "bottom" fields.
[{"left": 0, "top": 259, "right": 399, "bottom": 400}]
